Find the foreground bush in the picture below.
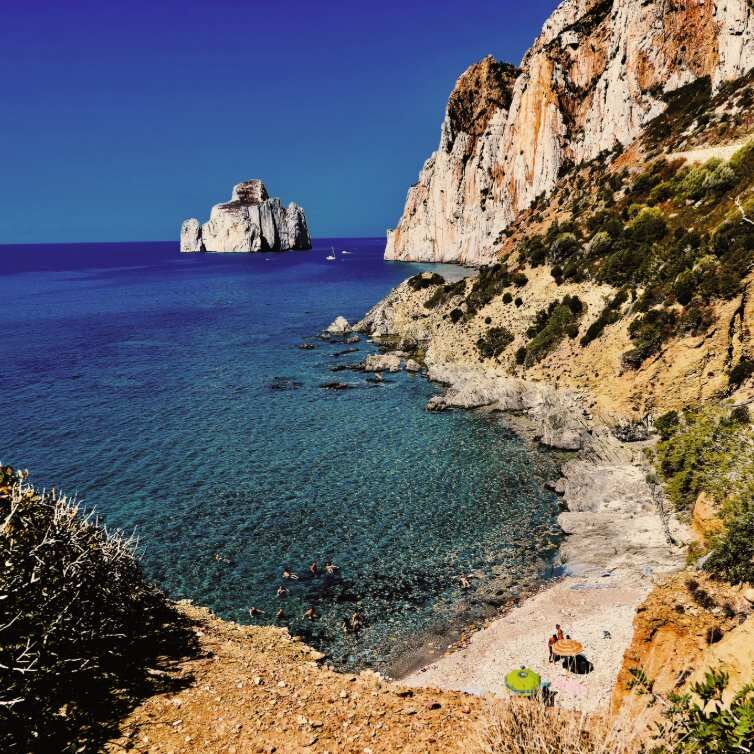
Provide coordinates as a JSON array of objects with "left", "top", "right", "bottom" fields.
[
  {"left": 465, "top": 697, "right": 643, "bottom": 754},
  {"left": 0, "top": 466, "right": 195, "bottom": 753}
]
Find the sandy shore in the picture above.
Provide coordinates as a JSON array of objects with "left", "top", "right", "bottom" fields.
[{"left": 402, "top": 575, "right": 650, "bottom": 712}]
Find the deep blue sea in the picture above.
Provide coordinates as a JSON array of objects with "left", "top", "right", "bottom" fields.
[{"left": 0, "top": 238, "right": 561, "bottom": 673}]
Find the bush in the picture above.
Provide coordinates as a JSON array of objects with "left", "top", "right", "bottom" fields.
[
  {"left": 466, "top": 264, "right": 511, "bottom": 315},
  {"left": 524, "top": 303, "right": 580, "bottom": 366},
  {"left": 729, "top": 356, "right": 754, "bottom": 386},
  {"left": 677, "top": 158, "right": 737, "bottom": 200},
  {"left": 407, "top": 272, "right": 445, "bottom": 291},
  {"left": 512, "top": 271, "right": 529, "bottom": 287},
  {"left": 705, "top": 494, "right": 754, "bottom": 584},
  {"left": 623, "top": 308, "right": 678, "bottom": 369},
  {"left": 449, "top": 307, "right": 464, "bottom": 323},
  {"left": 625, "top": 207, "right": 667, "bottom": 242},
  {"left": 0, "top": 466, "right": 195, "bottom": 752},
  {"left": 634, "top": 668, "right": 754, "bottom": 754},
  {"left": 654, "top": 410, "right": 680, "bottom": 440},
  {"left": 424, "top": 278, "right": 465, "bottom": 309},
  {"left": 550, "top": 232, "right": 580, "bottom": 263},
  {"left": 514, "top": 297, "right": 523, "bottom": 307},
  {"left": 515, "top": 346, "right": 527, "bottom": 365},
  {"left": 502, "top": 291, "right": 513, "bottom": 304},
  {"left": 519, "top": 234, "right": 547, "bottom": 266},
  {"left": 476, "top": 326, "right": 514, "bottom": 359}
]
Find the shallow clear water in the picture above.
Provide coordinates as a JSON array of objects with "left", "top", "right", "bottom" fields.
[{"left": 0, "top": 238, "right": 561, "bottom": 672}]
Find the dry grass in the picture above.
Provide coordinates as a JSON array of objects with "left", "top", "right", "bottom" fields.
[{"left": 464, "top": 697, "right": 650, "bottom": 754}]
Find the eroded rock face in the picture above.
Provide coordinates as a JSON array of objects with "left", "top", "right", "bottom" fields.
[
  {"left": 181, "top": 180, "right": 311, "bottom": 253},
  {"left": 386, "top": 0, "right": 754, "bottom": 265}
]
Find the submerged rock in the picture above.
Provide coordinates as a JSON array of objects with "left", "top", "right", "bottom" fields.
[{"left": 180, "top": 179, "right": 311, "bottom": 253}]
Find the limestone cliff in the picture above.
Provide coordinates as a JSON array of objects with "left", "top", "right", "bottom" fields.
[
  {"left": 181, "top": 179, "right": 311, "bottom": 253},
  {"left": 387, "top": 0, "right": 754, "bottom": 264}
]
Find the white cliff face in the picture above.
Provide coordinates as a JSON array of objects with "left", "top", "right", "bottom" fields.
[
  {"left": 387, "top": 0, "right": 754, "bottom": 265},
  {"left": 180, "top": 179, "right": 311, "bottom": 253}
]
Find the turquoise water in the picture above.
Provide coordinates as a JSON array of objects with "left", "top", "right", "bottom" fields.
[{"left": 0, "top": 238, "right": 561, "bottom": 672}]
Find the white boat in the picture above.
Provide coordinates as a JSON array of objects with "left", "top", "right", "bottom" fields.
[
  {"left": 325, "top": 246, "right": 336, "bottom": 261},
  {"left": 341, "top": 249, "right": 351, "bottom": 255}
]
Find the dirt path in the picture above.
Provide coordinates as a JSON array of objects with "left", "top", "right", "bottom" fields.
[{"left": 106, "top": 602, "right": 481, "bottom": 754}]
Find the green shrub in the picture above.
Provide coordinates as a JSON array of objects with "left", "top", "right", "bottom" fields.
[
  {"left": 654, "top": 410, "right": 680, "bottom": 440},
  {"left": 514, "top": 297, "right": 523, "bottom": 307},
  {"left": 622, "top": 308, "right": 678, "bottom": 369},
  {"left": 580, "top": 306, "right": 621, "bottom": 346},
  {"left": 424, "top": 278, "right": 465, "bottom": 309},
  {"left": 706, "top": 497, "right": 754, "bottom": 583},
  {"left": 519, "top": 235, "right": 547, "bottom": 266},
  {"left": 677, "top": 158, "right": 737, "bottom": 200},
  {"left": 728, "top": 138, "right": 754, "bottom": 179},
  {"left": 512, "top": 271, "right": 528, "bottom": 287},
  {"left": 730, "top": 357, "right": 754, "bottom": 386},
  {"left": 642, "top": 669, "right": 754, "bottom": 753},
  {"left": 407, "top": 272, "right": 445, "bottom": 291},
  {"left": 523, "top": 303, "right": 581, "bottom": 366},
  {"left": 514, "top": 346, "right": 527, "bottom": 365},
  {"left": 465, "top": 264, "right": 511, "bottom": 315},
  {"left": 502, "top": 291, "right": 513, "bottom": 304},
  {"left": 449, "top": 308, "right": 464, "bottom": 323},
  {"left": 476, "top": 326, "right": 514, "bottom": 359},
  {"left": 625, "top": 206, "right": 667, "bottom": 242},
  {"left": 550, "top": 232, "right": 580, "bottom": 263}
]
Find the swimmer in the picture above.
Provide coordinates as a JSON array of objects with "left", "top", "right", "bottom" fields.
[
  {"left": 303, "top": 607, "right": 317, "bottom": 621},
  {"left": 275, "top": 608, "right": 286, "bottom": 622},
  {"left": 276, "top": 585, "right": 288, "bottom": 598},
  {"left": 282, "top": 568, "right": 299, "bottom": 581},
  {"left": 248, "top": 606, "right": 265, "bottom": 617},
  {"left": 309, "top": 561, "right": 319, "bottom": 577},
  {"left": 324, "top": 560, "right": 339, "bottom": 575}
]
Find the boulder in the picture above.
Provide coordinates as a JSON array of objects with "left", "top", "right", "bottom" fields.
[
  {"left": 364, "top": 354, "right": 401, "bottom": 373},
  {"left": 405, "top": 359, "right": 422, "bottom": 372}
]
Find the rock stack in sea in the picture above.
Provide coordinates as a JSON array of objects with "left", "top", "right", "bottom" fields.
[{"left": 181, "top": 179, "right": 311, "bottom": 252}]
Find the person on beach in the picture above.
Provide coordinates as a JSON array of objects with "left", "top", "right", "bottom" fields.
[
  {"left": 304, "top": 607, "right": 317, "bottom": 621},
  {"left": 556, "top": 624, "right": 564, "bottom": 641},
  {"left": 309, "top": 560, "right": 319, "bottom": 577},
  {"left": 276, "top": 585, "right": 288, "bottom": 598},
  {"left": 548, "top": 633, "right": 558, "bottom": 663},
  {"left": 458, "top": 575, "right": 471, "bottom": 589},
  {"left": 282, "top": 568, "right": 299, "bottom": 581}
]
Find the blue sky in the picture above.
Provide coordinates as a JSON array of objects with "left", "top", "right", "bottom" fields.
[{"left": 2, "top": 0, "right": 559, "bottom": 243}]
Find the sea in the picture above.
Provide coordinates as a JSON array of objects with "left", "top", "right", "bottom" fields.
[{"left": 0, "top": 238, "right": 562, "bottom": 674}]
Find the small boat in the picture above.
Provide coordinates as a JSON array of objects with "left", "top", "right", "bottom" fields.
[
  {"left": 341, "top": 249, "right": 352, "bottom": 255},
  {"left": 325, "top": 246, "right": 336, "bottom": 261}
]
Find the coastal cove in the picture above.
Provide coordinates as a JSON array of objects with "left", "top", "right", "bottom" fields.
[{"left": 0, "top": 238, "right": 563, "bottom": 675}]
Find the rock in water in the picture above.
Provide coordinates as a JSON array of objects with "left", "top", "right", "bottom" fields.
[
  {"left": 326, "top": 316, "right": 351, "bottom": 334},
  {"left": 180, "top": 179, "right": 311, "bottom": 253}
]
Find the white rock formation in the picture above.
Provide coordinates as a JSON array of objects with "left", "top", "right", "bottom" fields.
[
  {"left": 386, "top": 0, "right": 754, "bottom": 265},
  {"left": 325, "top": 316, "right": 351, "bottom": 334},
  {"left": 180, "top": 179, "right": 311, "bottom": 253}
]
